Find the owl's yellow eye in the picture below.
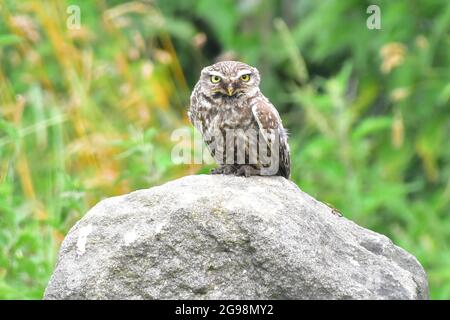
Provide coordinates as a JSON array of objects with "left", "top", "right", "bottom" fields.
[
  {"left": 240, "top": 74, "right": 251, "bottom": 82},
  {"left": 210, "top": 75, "right": 221, "bottom": 83}
]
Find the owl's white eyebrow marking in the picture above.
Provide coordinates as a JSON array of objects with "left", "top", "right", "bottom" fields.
[
  {"left": 237, "top": 69, "right": 252, "bottom": 77},
  {"left": 208, "top": 71, "right": 224, "bottom": 77}
]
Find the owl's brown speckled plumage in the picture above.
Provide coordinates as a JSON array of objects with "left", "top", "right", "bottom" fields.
[{"left": 188, "top": 61, "right": 291, "bottom": 179}]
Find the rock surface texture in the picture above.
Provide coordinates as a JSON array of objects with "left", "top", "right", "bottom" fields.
[{"left": 44, "top": 175, "right": 428, "bottom": 299}]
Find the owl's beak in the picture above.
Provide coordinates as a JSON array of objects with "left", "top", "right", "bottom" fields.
[{"left": 227, "top": 86, "right": 234, "bottom": 96}]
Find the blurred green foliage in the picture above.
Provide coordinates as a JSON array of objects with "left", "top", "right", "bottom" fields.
[{"left": 0, "top": 0, "right": 449, "bottom": 299}]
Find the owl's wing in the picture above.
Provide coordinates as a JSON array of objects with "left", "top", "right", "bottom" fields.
[
  {"left": 188, "top": 95, "right": 219, "bottom": 163},
  {"left": 187, "top": 110, "right": 203, "bottom": 135},
  {"left": 188, "top": 83, "right": 206, "bottom": 136},
  {"left": 252, "top": 100, "right": 291, "bottom": 179}
]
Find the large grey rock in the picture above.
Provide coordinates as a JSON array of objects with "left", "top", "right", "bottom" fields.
[{"left": 44, "top": 175, "right": 428, "bottom": 299}]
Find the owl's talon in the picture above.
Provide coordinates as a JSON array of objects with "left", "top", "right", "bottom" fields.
[
  {"left": 235, "top": 165, "right": 259, "bottom": 177},
  {"left": 211, "top": 165, "right": 236, "bottom": 175},
  {"left": 223, "top": 165, "right": 237, "bottom": 175}
]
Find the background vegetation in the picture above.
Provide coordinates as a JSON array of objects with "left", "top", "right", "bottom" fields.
[{"left": 0, "top": 0, "right": 449, "bottom": 299}]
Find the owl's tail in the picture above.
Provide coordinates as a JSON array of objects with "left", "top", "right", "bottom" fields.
[{"left": 278, "top": 129, "right": 291, "bottom": 179}]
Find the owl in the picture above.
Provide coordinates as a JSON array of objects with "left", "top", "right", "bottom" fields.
[{"left": 188, "top": 61, "right": 291, "bottom": 179}]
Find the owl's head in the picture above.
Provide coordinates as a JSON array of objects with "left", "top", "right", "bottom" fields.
[{"left": 199, "top": 61, "right": 260, "bottom": 97}]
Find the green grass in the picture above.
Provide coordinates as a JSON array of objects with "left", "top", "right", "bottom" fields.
[{"left": 1, "top": 0, "right": 449, "bottom": 299}]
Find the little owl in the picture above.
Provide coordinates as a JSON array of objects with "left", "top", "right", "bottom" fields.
[{"left": 188, "top": 61, "right": 291, "bottom": 179}]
